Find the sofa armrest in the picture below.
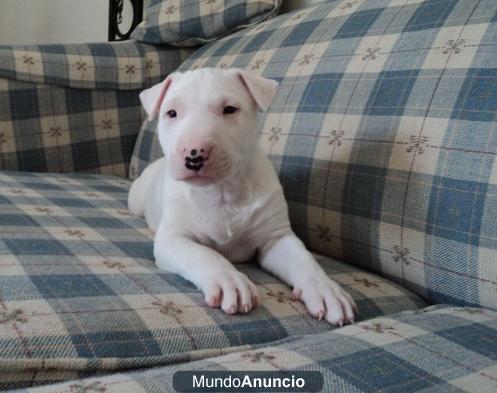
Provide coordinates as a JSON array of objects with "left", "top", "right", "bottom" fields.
[{"left": 0, "top": 41, "right": 193, "bottom": 177}]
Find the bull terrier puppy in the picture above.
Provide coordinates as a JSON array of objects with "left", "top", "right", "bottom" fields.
[{"left": 128, "top": 68, "right": 356, "bottom": 325}]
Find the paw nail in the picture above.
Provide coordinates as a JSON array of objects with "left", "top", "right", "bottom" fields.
[{"left": 228, "top": 305, "right": 236, "bottom": 314}]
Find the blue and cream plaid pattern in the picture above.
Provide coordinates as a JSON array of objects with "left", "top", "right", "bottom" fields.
[
  {"left": 132, "top": 0, "right": 282, "bottom": 47},
  {"left": 16, "top": 306, "right": 497, "bottom": 393},
  {"left": 0, "top": 42, "right": 192, "bottom": 90},
  {"left": 0, "top": 171, "right": 427, "bottom": 389},
  {"left": 130, "top": 0, "right": 497, "bottom": 310},
  {"left": 0, "top": 42, "right": 192, "bottom": 176}
]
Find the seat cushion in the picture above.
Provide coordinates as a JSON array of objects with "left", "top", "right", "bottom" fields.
[
  {"left": 0, "top": 171, "right": 427, "bottom": 389},
  {"left": 17, "top": 305, "right": 497, "bottom": 393},
  {"left": 130, "top": 0, "right": 497, "bottom": 310}
]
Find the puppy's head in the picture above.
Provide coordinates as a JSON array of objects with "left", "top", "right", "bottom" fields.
[{"left": 140, "top": 68, "right": 278, "bottom": 186}]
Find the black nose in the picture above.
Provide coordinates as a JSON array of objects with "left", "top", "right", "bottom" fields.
[{"left": 185, "top": 149, "right": 206, "bottom": 171}]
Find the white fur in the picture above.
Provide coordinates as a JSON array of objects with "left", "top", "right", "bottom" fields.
[{"left": 128, "top": 68, "right": 356, "bottom": 325}]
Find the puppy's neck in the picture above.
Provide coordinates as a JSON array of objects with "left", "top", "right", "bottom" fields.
[{"left": 180, "top": 150, "right": 258, "bottom": 210}]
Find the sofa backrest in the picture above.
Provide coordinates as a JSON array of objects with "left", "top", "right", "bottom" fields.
[{"left": 130, "top": 0, "right": 497, "bottom": 311}]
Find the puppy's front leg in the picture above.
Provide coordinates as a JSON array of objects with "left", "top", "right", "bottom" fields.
[
  {"left": 154, "top": 231, "right": 259, "bottom": 314},
  {"left": 259, "top": 233, "right": 357, "bottom": 326}
]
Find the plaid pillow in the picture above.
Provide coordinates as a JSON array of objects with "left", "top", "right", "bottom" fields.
[
  {"left": 0, "top": 42, "right": 192, "bottom": 90},
  {"left": 0, "top": 42, "right": 192, "bottom": 176},
  {"left": 17, "top": 306, "right": 497, "bottom": 393},
  {"left": 130, "top": 0, "right": 497, "bottom": 310},
  {"left": 131, "top": 0, "right": 282, "bottom": 47}
]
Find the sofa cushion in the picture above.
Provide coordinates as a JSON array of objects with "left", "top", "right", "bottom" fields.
[
  {"left": 0, "top": 42, "right": 192, "bottom": 90},
  {"left": 130, "top": 0, "right": 497, "bottom": 310},
  {"left": 0, "top": 171, "right": 427, "bottom": 389},
  {"left": 132, "top": 0, "right": 282, "bottom": 47},
  {"left": 17, "top": 306, "right": 497, "bottom": 393}
]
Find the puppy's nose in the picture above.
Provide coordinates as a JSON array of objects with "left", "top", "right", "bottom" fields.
[{"left": 182, "top": 144, "right": 213, "bottom": 171}]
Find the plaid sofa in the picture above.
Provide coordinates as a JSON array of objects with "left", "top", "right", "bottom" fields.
[
  {"left": 15, "top": 306, "right": 497, "bottom": 393},
  {"left": 1, "top": 0, "right": 497, "bottom": 392}
]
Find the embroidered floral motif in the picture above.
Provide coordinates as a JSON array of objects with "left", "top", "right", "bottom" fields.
[
  {"left": 0, "top": 309, "right": 28, "bottom": 324},
  {"left": 361, "top": 322, "right": 394, "bottom": 333},
  {"left": 362, "top": 47, "right": 381, "bottom": 61},
  {"left": 353, "top": 277, "right": 379, "bottom": 288},
  {"left": 317, "top": 225, "right": 331, "bottom": 242},
  {"left": 392, "top": 245, "right": 410, "bottom": 264},
  {"left": 241, "top": 351, "right": 276, "bottom": 363},
  {"left": 292, "top": 12, "right": 306, "bottom": 21},
  {"left": 341, "top": 1, "right": 358, "bottom": 10},
  {"left": 165, "top": 6, "right": 177, "bottom": 15},
  {"left": 443, "top": 39, "right": 466, "bottom": 54},
  {"left": 22, "top": 55, "right": 34, "bottom": 65},
  {"left": 299, "top": 53, "right": 315, "bottom": 66},
  {"left": 145, "top": 59, "right": 154, "bottom": 70},
  {"left": 328, "top": 130, "right": 345, "bottom": 146},
  {"left": 76, "top": 61, "right": 87, "bottom": 72},
  {"left": 49, "top": 126, "right": 62, "bottom": 137},
  {"left": 266, "top": 290, "right": 291, "bottom": 303},
  {"left": 269, "top": 127, "right": 282, "bottom": 142},
  {"left": 65, "top": 229, "right": 85, "bottom": 238},
  {"left": 152, "top": 300, "right": 182, "bottom": 316},
  {"left": 250, "top": 59, "right": 265, "bottom": 70},
  {"left": 407, "top": 135, "right": 428, "bottom": 154},
  {"left": 35, "top": 207, "right": 53, "bottom": 214},
  {"left": 101, "top": 120, "right": 113, "bottom": 130},
  {"left": 69, "top": 381, "right": 106, "bottom": 393},
  {"left": 102, "top": 261, "right": 126, "bottom": 271}
]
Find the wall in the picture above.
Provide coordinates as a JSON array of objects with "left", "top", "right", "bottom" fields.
[
  {"left": 0, "top": 0, "right": 108, "bottom": 45},
  {"left": 0, "top": 0, "right": 322, "bottom": 46}
]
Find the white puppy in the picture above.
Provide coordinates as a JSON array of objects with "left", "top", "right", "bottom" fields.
[{"left": 128, "top": 68, "right": 356, "bottom": 325}]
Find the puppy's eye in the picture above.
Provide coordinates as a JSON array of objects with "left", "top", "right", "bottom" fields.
[
  {"left": 166, "top": 110, "right": 177, "bottom": 118},
  {"left": 223, "top": 106, "right": 238, "bottom": 115}
]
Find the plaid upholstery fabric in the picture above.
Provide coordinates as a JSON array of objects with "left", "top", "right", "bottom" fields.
[
  {"left": 0, "top": 42, "right": 192, "bottom": 90},
  {"left": 16, "top": 306, "right": 497, "bottom": 393},
  {"left": 132, "top": 0, "right": 282, "bottom": 47},
  {"left": 0, "top": 42, "right": 192, "bottom": 176},
  {"left": 0, "top": 171, "right": 427, "bottom": 389},
  {"left": 130, "top": 0, "right": 497, "bottom": 310},
  {"left": 0, "top": 79, "right": 142, "bottom": 176}
]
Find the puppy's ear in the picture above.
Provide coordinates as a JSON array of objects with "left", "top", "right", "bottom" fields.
[
  {"left": 235, "top": 69, "right": 279, "bottom": 112},
  {"left": 139, "top": 75, "right": 174, "bottom": 120}
]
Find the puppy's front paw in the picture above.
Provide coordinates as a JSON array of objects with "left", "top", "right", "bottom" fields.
[
  {"left": 202, "top": 270, "right": 259, "bottom": 315},
  {"left": 294, "top": 274, "right": 357, "bottom": 326}
]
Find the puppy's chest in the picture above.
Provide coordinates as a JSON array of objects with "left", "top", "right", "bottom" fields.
[{"left": 196, "top": 205, "right": 258, "bottom": 261}]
